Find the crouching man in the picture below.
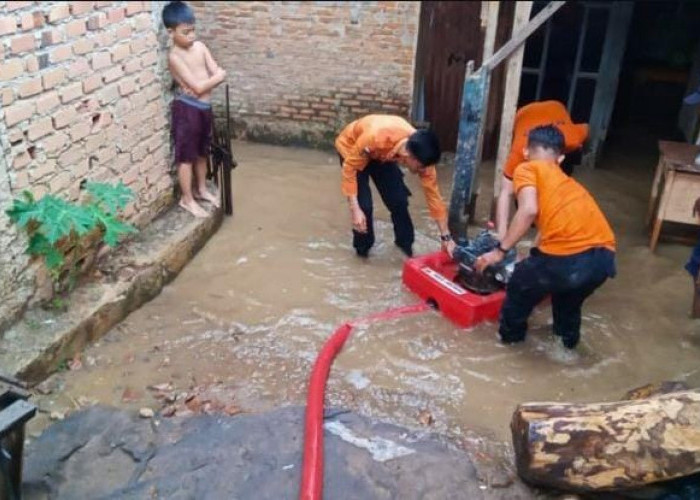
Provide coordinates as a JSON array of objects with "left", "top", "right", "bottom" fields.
[{"left": 476, "top": 125, "right": 616, "bottom": 349}]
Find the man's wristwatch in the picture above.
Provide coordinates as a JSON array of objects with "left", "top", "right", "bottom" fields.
[
  {"left": 496, "top": 242, "right": 508, "bottom": 254},
  {"left": 440, "top": 233, "right": 452, "bottom": 242}
]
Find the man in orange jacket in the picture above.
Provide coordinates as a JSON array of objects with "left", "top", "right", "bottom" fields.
[
  {"left": 495, "top": 100, "right": 589, "bottom": 241},
  {"left": 335, "top": 115, "right": 456, "bottom": 258}
]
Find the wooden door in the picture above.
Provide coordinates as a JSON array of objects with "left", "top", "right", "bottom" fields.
[{"left": 413, "top": 2, "right": 484, "bottom": 152}]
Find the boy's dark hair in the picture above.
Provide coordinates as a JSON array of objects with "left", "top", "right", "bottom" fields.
[
  {"left": 407, "top": 129, "right": 441, "bottom": 167},
  {"left": 162, "top": 1, "right": 195, "bottom": 29},
  {"left": 527, "top": 125, "right": 564, "bottom": 155}
]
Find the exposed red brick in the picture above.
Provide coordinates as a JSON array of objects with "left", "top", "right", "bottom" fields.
[
  {"left": 57, "top": 147, "right": 84, "bottom": 169},
  {"left": 123, "top": 58, "right": 141, "bottom": 74},
  {"left": 8, "top": 128, "right": 23, "bottom": 144},
  {"left": 11, "top": 33, "right": 35, "bottom": 54},
  {"left": 13, "top": 152, "right": 32, "bottom": 170},
  {"left": 1, "top": 88, "right": 14, "bottom": 106},
  {"left": 133, "top": 12, "right": 151, "bottom": 31},
  {"left": 106, "top": 6, "right": 125, "bottom": 24},
  {"left": 36, "top": 91, "right": 60, "bottom": 113},
  {"left": 69, "top": 120, "right": 91, "bottom": 141},
  {"left": 42, "top": 68, "right": 66, "bottom": 90},
  {"left": 119, "top": 78, "right": 136, "bottom": 96},
  {"left": 60, "top": 82, "right": 83, "bottom": 103},
  {"left": 87, "top": 13, "right": 107, "bottom": 30},
  {"left": 82, "top": 73, "right": 102, "bottom": 93},
  {"left": 32, "top": 11, "right": 45, "bottom": 29},
  {"left": 27, "top": 116, "right": 54, "bottom": 141},
  {"left": 0, "top": 59, "right": 24, "bottom": 81},
  {"left": 84, "top": 130, "right": 104, "bottom": 154},
  {"left": 50, "top": 44, "right": 72, "bottom": 63},
  {"left": 25, "top": 55, "right": 38, "bottom": 72},
  {"left": 18, "top": 77, "right": 42, "bottom": 98},
  {"left": 5, "top": 1, "right": 32, "bottom": 12},
  {"left": 137, "top": 69, "right": 155, "bottom": 86},
  {"left": 4, "top": 101, "right": 35, "bottom": 126},
  {"left": 111, "top": 42, "right": 130, "bottom": 62},
  {"left": 94, "top": 29, "right": 116, "bottom": 47},
  {"left": 50, "top": 171, "right": 73, "bottom": 191},
  {"left": 66, "top": 19, "right": 87, "bottom": 38},
  {"left": 72, "top": 37, "right": 95, "bottom": 55},
  {"left": 52, "top": 106, "right": 78, "bottom": 129},
  {"left": 98, "top": 84, "right": 119, "bottom": 105},
  {"left": 115, "top": 23, "right": 132, "bottom": 39},
  {"left": 70, "top": 1, "right": 95, "bottom": 15},
  {"left": 102, "top": 65, "right": 123, "bottom": 83},
  {"left": 140, "top": 51, "right": 157, "bottom": 67},
  {"left": 126, "top": 1, "right": 142, "bottom": 16},
  {"left": 20, "top": 12, "right": 34, "bottom": 30},
  {"left": 48, "top": 3, "right": 70, "bottom": 23},
  {"left": 42, "top": 133, "right": 69, "bottom": 155},
  {"left": 41, "top": 29, "right": 63, "bottom": 47},
  {"left": 91, "top": 51, "right": 111, "bottom": 70},
  {"left": 96, "top": 144, "right": 116, "bottom": 163}
]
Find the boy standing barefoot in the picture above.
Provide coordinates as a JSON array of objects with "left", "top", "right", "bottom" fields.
[{"left": 163, "top": 1, "right": 225, "bottom": 217}]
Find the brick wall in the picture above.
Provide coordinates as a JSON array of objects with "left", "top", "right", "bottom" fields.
[
  {"left": 0, "top": 1, "right": 173, "bottom": 332},
  {"left": 189, "top": 1, "right": 420, "bottom": 148}
]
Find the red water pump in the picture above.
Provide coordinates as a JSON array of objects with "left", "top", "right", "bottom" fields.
[{"left": 401, "top": 250, "right": 505, "bottom": 328}]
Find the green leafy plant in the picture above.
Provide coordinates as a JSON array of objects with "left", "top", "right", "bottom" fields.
[{"left": 6, "top": 181, "right": 138, "bottom": 304}]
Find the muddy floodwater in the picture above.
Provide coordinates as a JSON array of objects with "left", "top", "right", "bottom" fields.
[{"left": 30, "top": 140, "right": 700, "bottom": 464}]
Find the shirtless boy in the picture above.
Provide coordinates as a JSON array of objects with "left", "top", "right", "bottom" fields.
[{"left": 162, "top": 1, "right": 226, "bottom": 217}]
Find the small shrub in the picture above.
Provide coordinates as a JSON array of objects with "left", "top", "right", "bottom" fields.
[{"left": 6, "top": 181, "right": 137, "bottom": 304}]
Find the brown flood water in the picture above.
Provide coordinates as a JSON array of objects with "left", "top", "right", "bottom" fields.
[{"left": 30, "top": 141, "right": 700, "bottom": 460}]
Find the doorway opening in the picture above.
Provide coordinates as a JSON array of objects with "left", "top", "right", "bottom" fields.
[{"left": 518, "top": 0, "right": 700, "bottom": 171}]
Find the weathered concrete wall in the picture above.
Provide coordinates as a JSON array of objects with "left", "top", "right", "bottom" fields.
[
  {"left": 190, "top": 1, "right": 420, "bottom": 148},
  {"left": 0, "top": 1, "right": 173, "bottom": 333}
]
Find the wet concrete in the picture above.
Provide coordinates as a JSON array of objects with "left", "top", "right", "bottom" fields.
[
  {"left": 0, "top": 202, "right": 222, "bottom": 384},
  {"left": 23, "top": 405, "right": 533, "bottom": 499},
  {"left": 26, "top": 139, "right": 700, "bottom": 495}
]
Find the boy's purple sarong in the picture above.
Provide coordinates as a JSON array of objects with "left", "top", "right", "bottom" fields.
[{"left": 171, "top": 94, "right": 213, "bottom": 165}]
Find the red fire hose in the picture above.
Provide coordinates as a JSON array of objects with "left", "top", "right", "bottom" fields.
[{"left": 299, "top": 302, "right": 432, "bottom": 500}]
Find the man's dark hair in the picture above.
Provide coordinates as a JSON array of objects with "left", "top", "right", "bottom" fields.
[
  {"left": 162, "top": 1, "right": 195, "bottom": 29},
  {"left": 527, "top": 125, "right": 564, "bottom": 155},
  {"left": 407, "top": 129, "right": 441, "bottom": 167}
]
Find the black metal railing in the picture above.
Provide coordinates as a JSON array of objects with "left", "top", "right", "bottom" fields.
[
  {"left": 208, "top": 85, "right": 238, "bottom": 216},
  {"left": 0, "top": 379, "right": 36, "bottom": 500}
]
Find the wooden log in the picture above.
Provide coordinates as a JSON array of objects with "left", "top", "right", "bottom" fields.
[{"left": 511, "top": 390, "right": 700, "bottom": 492}]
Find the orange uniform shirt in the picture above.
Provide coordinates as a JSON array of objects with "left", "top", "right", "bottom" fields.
[
  {"left": 504, "top": 101, "right": 589, "bottom": 179},
  {"left": 513, "top": 160, "right": 616, "bottom": 255},
  {"left": 335, "top": 115, "right": 447, "bottom": 221}
]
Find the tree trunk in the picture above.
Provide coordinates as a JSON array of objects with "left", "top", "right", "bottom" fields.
[{"left": 511, "top": 390, "right": 700, "bottom": 492}]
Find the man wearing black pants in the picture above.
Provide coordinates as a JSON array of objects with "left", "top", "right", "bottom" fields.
[
  {"left": 476, "top": 126, "right": 616, "bottom": 349},
  {"left": 499, "top": 247, "right": 615, "bottom": 348},
  {"left": 337, "top": 156, "right": 414, "bottom": 256},
  {"left": 335, "top": 115, "right": 455, "bottom": 259}
]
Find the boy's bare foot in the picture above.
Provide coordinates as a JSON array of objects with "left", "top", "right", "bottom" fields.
[
  {"left": 179, "top": 199, "right": 209, "bottom": 218},
  {"left": 196, "top": 189, "right": 221, "bottom": 208}
]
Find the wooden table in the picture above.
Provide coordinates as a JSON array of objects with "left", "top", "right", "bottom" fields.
[{"left": 647, "top": 140, "right": 700, "bottom": 252}]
